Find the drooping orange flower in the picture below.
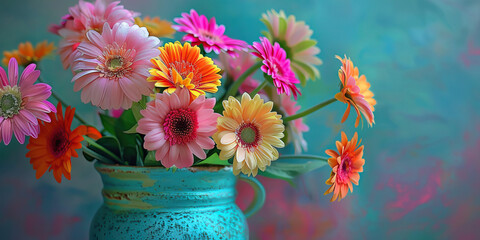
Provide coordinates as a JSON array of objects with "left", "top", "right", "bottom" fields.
[
  {"left": 324, "top": 132, "right": 365, "bottom": 202},
  {"left": 135, "top": 16, "right": 175, "bottom": 38},
  {"left": 335, "top": 55, "right": 376, "bottom": 127},
  {"left": 148, "top": 41, "right": 222, "bottom": 100},
  {"left": 2, "top": 41, "right": 55, "bottom": 66},
  {"left": 26, "top": 102, "right": 101, "bottom": 183}
]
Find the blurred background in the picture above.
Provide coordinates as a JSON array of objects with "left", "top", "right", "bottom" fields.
[{"left": 1, "top": 0, "right": 479, "bottom": 239}]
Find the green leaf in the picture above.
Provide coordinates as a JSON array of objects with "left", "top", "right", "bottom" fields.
[
  {"left": 124, "top": 123, "right": 138, "bottom": 134},
  {"left": 131, "top": 96, "right": 148, "bottom": 121},
  {"left": 259, "top": 155, "right": 329, "bottom": 183},
  {"left": 82, "top": 146, "right": 116, "bottom": 165},
  {"left": 144, "top": 151, "right": 163, "bottom": 166},
  {"left": 136, "top": 144, "right": 144, "bottom": 167},
  {"left": 115, "top": 109, "right": 138, "bottom": 164},
  {"left": 99, "top": 113, "right": 116, "bottom": 135},
  {"left": 292, "top": 40, "right": 317, "bottom": 53},
  {"left": 260, "top": 19, "right": 274, "bottom": 38},
  {"left": 83, "top": 136, "right": 123, "bottom": 164},
  {"left": 195, "top": 153, "right": 231, "bottom": 166}
]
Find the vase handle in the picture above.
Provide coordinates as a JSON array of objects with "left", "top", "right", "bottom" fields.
[{"left": 238, "top": 175, "right": 266, "bottom": 218}]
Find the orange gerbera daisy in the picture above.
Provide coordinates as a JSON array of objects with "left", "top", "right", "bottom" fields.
[
  {"left": 2, "top": 41, "right": 55, "bottom": 66},
  {"left": 26, "top": 102, "right": 101, "bottom": 183},
  {"left": 324, "top": 132, "right": 365, "bottom": 202},
  {"left": 135, "top": 16, "right": 175, "bottom": 38},
  {"left": 335, "top": 55, "right": 376, "bottom": 127},
  {"left": 148, "top": 41, "right": 222, "bottom": 100}
]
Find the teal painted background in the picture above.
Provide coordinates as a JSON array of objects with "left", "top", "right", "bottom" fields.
[{"left": 1, "top": 0, "right": 479, "bottom": 239}]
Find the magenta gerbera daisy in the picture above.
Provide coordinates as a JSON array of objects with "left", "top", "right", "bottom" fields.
[
  {"left": 137, "top": 88, "right": 220, "bottom": 168},
  {"left": 56, "top": 0, "right": 135, "bottom": 69},
  {"left": 71, "top": 22, "right": 160, "bottom": 110},
  {"left": 251, "top": 37, "right": 301, "bottom": 99},
  {"left": 173, "top": 9, "right": 247, "bottom": 57},
  {"left": 0, "top": 58, "right": 56, "bottom": 145}
]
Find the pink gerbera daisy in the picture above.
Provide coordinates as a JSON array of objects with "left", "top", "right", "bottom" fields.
[
  {"left": 272, "top": 94, "right": 309, "bottom": 153},
  {"left": 173, "top": 9, "right": 247, "bottom": 57},
  {"left": 137, "top": 88, "right": 220, "bottom": 168},
  {"left": 56, "top": 0, "right": 135, "bottom": 69},
  {"left": 251, "top": 37, "right": 301, "bottom": 99},
  {"left": 0, "top": 58, "right": 56, "bottom": 145},
  {"left": 217, "top": 50, "right": 261, "bottom": 94},
  {"left": 72, "top": 22, "right": 160, "bottom": 110}
]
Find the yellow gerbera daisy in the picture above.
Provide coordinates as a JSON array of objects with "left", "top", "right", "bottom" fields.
[
  {"left": 148, "top": 41, "right": 222, "bottom": 100},
  {"left": 213, "top": 93, "right": 285, "bottom": 176},
  {"left": 135, "top": 16, "right": 175, "bottom": 38}
]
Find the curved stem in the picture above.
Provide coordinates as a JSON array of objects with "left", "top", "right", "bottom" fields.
[
  {"left": 250, "top": 80, "right": 268, "bottom": 97},
  {"left": 283, "top": 98, "right": 337, "bottom": 122},
  {"left": 225, "top": 61, "right": 262, "bottom": 98},
  {"left": 37, "top": 77, "right": 89, "bottom": 125}
]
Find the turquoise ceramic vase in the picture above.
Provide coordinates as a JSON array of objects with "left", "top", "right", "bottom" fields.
[{"left": 90, "top": 161, "right": 265, "bottom": 240}]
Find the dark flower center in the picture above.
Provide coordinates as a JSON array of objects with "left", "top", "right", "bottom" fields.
[
  {"left": 163, "top": 108, "right": 198, "bottom": 145},
  {"left": 50, "top": 129, "right": 70, "bottom": 158}
]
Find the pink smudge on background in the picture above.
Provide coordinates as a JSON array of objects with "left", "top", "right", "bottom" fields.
[
  {"left": 378, "top": 158, "right": 445, "bottom": 221},
  {"left": 460, "top": 40, "right": 480, "bottom": 67},
  {"left": 237, "top": 176, "right": 354, "bottom": 239}
]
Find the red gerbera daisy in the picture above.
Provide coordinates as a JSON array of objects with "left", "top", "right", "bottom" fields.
[{"left": 26, "top": 102, "right": 101, "bottom": 183}]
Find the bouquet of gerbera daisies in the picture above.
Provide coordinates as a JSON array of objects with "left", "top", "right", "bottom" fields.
[{"left": 1, "top": 0, "right": 376, "bottom": 202}]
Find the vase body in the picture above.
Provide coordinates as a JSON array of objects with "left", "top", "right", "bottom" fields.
[{"left": 90, "top": 162, "right": 248, "bottom": 240}]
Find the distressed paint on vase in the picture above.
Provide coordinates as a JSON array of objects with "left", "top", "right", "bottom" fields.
[{"left": 89, "top": 162, "right": 264, "bottom": 240}]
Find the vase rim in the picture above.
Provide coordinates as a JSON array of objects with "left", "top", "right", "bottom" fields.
[{"left": 94, "top": 161, "right": 232, "bottom": 173}]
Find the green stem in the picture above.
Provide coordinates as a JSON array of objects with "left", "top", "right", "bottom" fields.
[
  {"left": 283, "top": 98, "right": 337, "bottom": 122},
  {"left": 278, "top": 154, "right": 329, "bottom": 162},
  {"left": 250, "top": 80, "right": 268, "bottom": 97},
  {"left": 37, "top": 77, "right": 89, "bottom": 125},
  {"left": 225, "top": 61, "right": 263, "bottom": 98}
]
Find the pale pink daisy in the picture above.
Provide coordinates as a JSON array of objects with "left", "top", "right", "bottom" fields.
[
  {"left": 57, "top": 0, "right": 135, "bottom": 69},
  {"left": 0, "top": 58, "right": 56, "bottom": 145},
  {"left": 217, "top": 50, "right": 260, "bottom": 94},
  {"left": 137, "top": 88, "right": 220, "bottom": 168},
  {"left": 272, "top": 94, "right": 309, "bottom": 153},
  {"left": 72, "top": 22, "right": 160, "bottom": 110},
  {"left": 173, "top": 9, "right": 247, "bottom": 57},
  {"left": 251, "top": 37, "right": 301, "bottom": 99},
  {"left": 261, "top": 10, "right": 322, "bottom": 85}
]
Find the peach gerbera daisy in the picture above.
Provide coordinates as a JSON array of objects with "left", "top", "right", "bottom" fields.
[
  {"left": 135, "top": 16, "right": 175, "bottom": 38},
  {"left": 324, "top": 132, "right": 365, "bottom": 202},
  {"left": 213, "top": 93, "right": 285, "bottom": 176},
  {"left": 335, "top": 55, "right": 376, "bottom": 127},
  {"left": 26, "top": 102, "right": 101, "bottom": 183},
  {"left": 148, "top": 41, "right": 222, "bottom": 100},
  {"left": 2, "top": 41, "right": 56, "bottom": 66},
  {"left": 136, "top": 88, "right": 220, "bottom": 168}
]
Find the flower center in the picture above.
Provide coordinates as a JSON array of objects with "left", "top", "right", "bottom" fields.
[
  {"left": 50, "top": 129, "right": 70, "bottom": 158},
  {"left": 98, "top": 43, "right": 135, "bottom": 80},
  {"left": 0, "top": 86, "right": 22, "bottom": 118},
  {"left": 108, "top": 57, "right": 124, "bottom": 71},
  {"left": 199, "top": 29, "right": 221, "bottom": 42},
  {"left": 169, "top": 60, "right": 202, "bottom": 85},
  {"left": 236, "top": 123, "right": 261, "bottom": 148},
  {"left": 163, "top": 108, "right": 198, "bottom": 145},
  {"left": 337, "top": 155, "right": 351, "bottom": 183}
]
